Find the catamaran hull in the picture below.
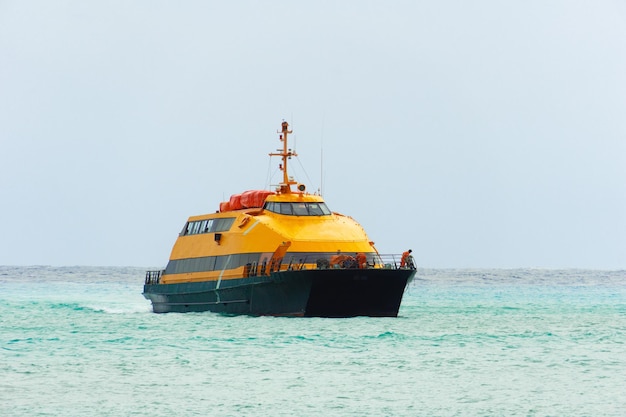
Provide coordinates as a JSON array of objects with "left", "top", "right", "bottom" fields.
[{"left": 143, "top": 269, "right": 415, "bottom": 317}]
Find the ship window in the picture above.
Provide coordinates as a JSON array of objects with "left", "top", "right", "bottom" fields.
[
  {"left": 264, "top": 202, "right": 275, "bottom": 212},
  {"left": 263, "top": 202, "right": 331, "bottom": 216},
  {"left": 181, "top": 218, "right": 235, "bottom": 236},
  {"left": 293, "top": 203, "right": 308, "bottom": 216},
  {"left": 213, "top": 217, "right": 235, "bottom": 232},
  {"left": 308, "top": 203, "right": 330, "bottom": 215},
  {"left": 320, "top": 203, "right": 331, "bottom": 214},
  {"left": 278, "top": 203, "right": 293, "bottom": 215},
  {"left": 189, "top": 257, "right": 200, "bottom": 271}
]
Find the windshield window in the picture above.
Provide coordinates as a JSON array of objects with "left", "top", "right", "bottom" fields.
[{"left": 263, "top": 202, "right": 331, "bottom": 216}]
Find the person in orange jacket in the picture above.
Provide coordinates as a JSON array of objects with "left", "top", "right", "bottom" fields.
[
  {"left": 356, "top": 252, "right": 367, "bottom": 268},
  {"left": 400, "top": 249, "right": 413, "bottom": 268}
]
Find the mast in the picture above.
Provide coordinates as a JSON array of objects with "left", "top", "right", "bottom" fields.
[{"left": 269, "top": 121, "right": 298, "bottom": 194}]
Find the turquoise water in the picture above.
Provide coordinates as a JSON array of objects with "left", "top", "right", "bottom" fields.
[{"left": 1, "top": 267, "right": 625, "bottom": 416}]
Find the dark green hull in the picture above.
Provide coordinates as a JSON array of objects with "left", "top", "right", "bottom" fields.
[{"left": 143, "top": 268, "right": 415, "bottom": 317}]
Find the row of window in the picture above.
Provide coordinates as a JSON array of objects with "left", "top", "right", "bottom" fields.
[
  {"left": 180, "top": 201, "right": 331, "bottom": 237},
  {"left": 164, "top": 251, "right": 379, "bottom": 275},
  {"left": 263, "top": 201, "right": 331, "bottom": 216},
  {"left": 181, "top": 218, "right": 236, "bottom": 236},
  {"left": 165, "top": 253, "right": 263, "bottom": 275}
]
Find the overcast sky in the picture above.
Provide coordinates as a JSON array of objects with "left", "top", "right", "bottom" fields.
[{"left": 1, "top": 1, "right": 625, "bottom": 268}]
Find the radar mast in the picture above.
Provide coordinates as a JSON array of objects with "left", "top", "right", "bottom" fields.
[{"left": 269, "top": 121, "right": 298, "bottom": 194}]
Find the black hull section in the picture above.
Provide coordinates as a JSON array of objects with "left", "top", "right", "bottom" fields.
[{"left": 143, "top": 268, "right": 415, "bottom": 317}]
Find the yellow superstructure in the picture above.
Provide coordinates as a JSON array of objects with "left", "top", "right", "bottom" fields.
[
  {"left": 159, "top": 121, "right": 378, "bottom": 285},
  {"left": 161, "top": 193, "right": 377, "bottom": 284}
]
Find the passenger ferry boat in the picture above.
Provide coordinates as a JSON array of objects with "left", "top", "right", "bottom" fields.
[{"left": 143, "top": 121, "right": 416, "bottom": 317}]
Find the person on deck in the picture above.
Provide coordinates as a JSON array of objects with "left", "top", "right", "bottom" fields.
[
  {"left": 356, "top": 252, "right": 367, "bottom": 269},
  {"left": 400, "top": 249, "right": 413, "bottom": 268}
]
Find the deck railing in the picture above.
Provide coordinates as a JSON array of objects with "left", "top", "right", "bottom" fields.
[
  {"left": 308, "top": 253, "right": 416, "bottom": 271},
  {"left": 145, "top": 270, "right": 164, "bottom": 285},
  {"left": 144, "top": 253, "right": 415, "bottom": 284}
]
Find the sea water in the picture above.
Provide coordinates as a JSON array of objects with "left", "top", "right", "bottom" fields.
[{"left": 1, "top": 266, "right": 625, "bottom": 417}]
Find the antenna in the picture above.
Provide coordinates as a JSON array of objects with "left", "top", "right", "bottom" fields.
[
  {"left": 320, "top": 142, "right": 324, "bottom": 197},
  {"left": 320, "top": 114, "right": 325, "bottom": 196}
]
